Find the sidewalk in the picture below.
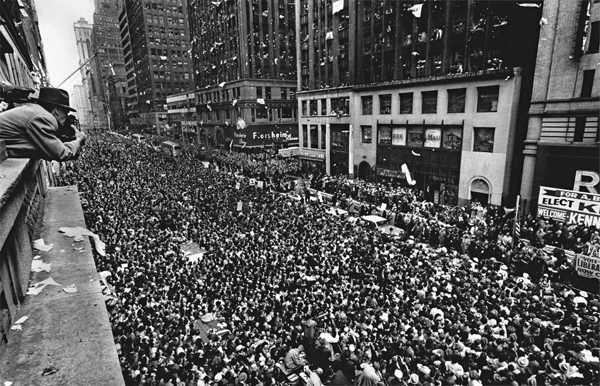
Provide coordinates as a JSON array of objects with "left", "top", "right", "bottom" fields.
[{"left": 1, "top": 186, "right": 124, "bottom": 385}]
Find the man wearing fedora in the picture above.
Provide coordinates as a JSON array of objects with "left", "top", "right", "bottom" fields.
[{"left": 0, "top": 87, "right": 86, "bottom": 161}]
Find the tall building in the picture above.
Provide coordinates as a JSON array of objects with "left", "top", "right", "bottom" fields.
[
  {"left": 90, "top": 0, "right": 127, "bottom": 130},
  {"left": 520, "top": 0, "right": 600, "bottom": 216},
  {"left": 0, "top": 0, "right": 48, "bottom": 94},
  {"left": 297, "top": 0, "right": 542, "bottom": 206},
  {"left": 188, "top": 0, "right": 299, "bottom": 149},
  {"left": 72, "top": 84, "right": 90, "bottom": 122},
  {"left": 120, "top": 0, "right": 194, "bottom": 133},
  {"left": 74, "top": 17, "right": 94, "bottom": 126}
]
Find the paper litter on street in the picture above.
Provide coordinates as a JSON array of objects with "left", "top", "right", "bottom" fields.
[
  {"left": 31, "top": 259, "right": 51, "bottom": 272},
  {"left": 26, "top": 277, "right": 62, "bottom": 295},
  {"left": 63, "top": 284, "right": 78, "bottom": 293},
  {"left": 33, "top": 238, "right": 54, "bottom": 252},
  {"left": 58, "top": 226, "right": 106, "bottom": 256}
]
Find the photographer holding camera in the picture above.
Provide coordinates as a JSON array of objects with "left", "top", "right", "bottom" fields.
[{"left": 0, "top": 87, "right": 86, "bottom": 161}]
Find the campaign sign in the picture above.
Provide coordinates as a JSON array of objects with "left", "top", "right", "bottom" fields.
[
  {"left": 537, "top": 186, "right": 600, "bottom": 227},
  {"left": 576, "top": 254, "right": 600, "bottom": 280}
]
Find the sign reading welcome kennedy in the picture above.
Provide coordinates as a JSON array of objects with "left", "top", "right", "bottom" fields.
[{"left": 537, "top": 186, "right": 600, "bottom": 227}]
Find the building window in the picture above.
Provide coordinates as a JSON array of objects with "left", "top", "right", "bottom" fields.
[
  {"left": 331, "top": 97, "right": 350, "bottom": 116},
  {"left": 442, "top": 127, "right": 463, "bottom": 150},
  {"left": 302, "top": 124, "right": 308, "bottom": 147},
  {"left": 331, "top": 126, "right": 349, "bottom": 151},
  {"left": 379, "top": 94, "right": 392, "bottom": 114},
  {"left": 473, "top": 127, "right": 495, "bottom": 152},
  {"left": 447, "top": 88, "right": 466, "bottom": 113},
  {"left": 321, "top": 99, "right": 327, "bottom": 115},
  {"left": 574, "top": 116, "right": 586, "bottom": 142},
  {"left": 257, "top": 87, "right": 263, "bottom": 98},
  {"left": 407, "top": 127, "right": 424, "bottom": 147},
  {"left": 321, "top": 125, "right": 326, "bottom": 149},
  {"left": 477, "top": 86, "right": 499, "bottom": 112},
  {"left": 424, "top": 128, "right": 442, "bottom": 148},
  {"left": 256, "top": 107, "right": 267, "bottom": 119},
  {"left": 282, "top": 107, "right": 293, "bottom": 118},
  {"left": 392, "top": 127, "right": 407, "bottom": 146},
  {"left": 302, "top": 101, "right": 308, "bottom": 116},
  {"left": 265, "top": 87, "right": 271, "bottom": 99},
  {"left": 581, "top": 70, "right": 595, "bottom": 97},
  {"left": 361, "top": 126, "right": 372, "bottom": 143},
  {"left": 588, "top": 21, "right": 599, "bottom": 53},
  {"left": 422, "top": 91, "right": 438, "bottom": 114},
  {"left": 361, "top": 96, "right": 373, "bottom": 115},
  {"left": 378, "top": 126, "right": 392, "bottom": 145},
  {"left": 281, "top": 88, "right": 287, "bottom": 99},
  {"left": 399, "top": 92, "right": 413, "bottom": 114},
  {"left": 310, "top": 124, "right": 319, "bottom": 148},
  {"left": 310, "top": 100, "right": 318, "bottom": 116}
]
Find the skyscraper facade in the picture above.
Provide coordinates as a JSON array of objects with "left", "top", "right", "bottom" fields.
[
  {"left": 90, "top": 0, "right": 127, "bottom": 130},
  {"left": 120, "top": 0, "right": 194, "bottom": 133},
  {"left": 297, "top": 0, "right": 542, "bottom": 207},
  {"left": 0, "top": 0, "right": 48, "bottom": 95},
  {"left": 188, "top": 0, "right": 299, "bottom": 149},
  {"left": 520, "top": 0, "right": 600, "bottom": 215},
  {"left": 73, "top": 17, "right": 94, "bottom": 126}
]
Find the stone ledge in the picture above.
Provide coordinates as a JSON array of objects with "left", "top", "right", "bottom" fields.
[{"left": 0, "top": 186, "right": 124, "bottom": 385}]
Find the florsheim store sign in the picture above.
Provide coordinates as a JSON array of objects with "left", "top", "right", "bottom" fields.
[
  {"left": 233, "top": 126, "right": 299, "bottom": 147},
  {"left": 537, "top": 186, "right": 600, "bottom": 227}
]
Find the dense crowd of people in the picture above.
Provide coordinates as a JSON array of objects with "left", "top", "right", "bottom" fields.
[{"left": 57, "top": 133, "right": 599, "bottom": 386}]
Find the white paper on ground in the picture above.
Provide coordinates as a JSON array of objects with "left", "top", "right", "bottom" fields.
[
  {"left": 31, "top": 259, "right": 51, "bottom": 273},
  {"left": 63, "top": 284, "right": 78, "bottom": 293},
  {"left": 58, "top": 227, "right": 106, "bottom": 256},
  {"left": 33, "top": 239, "right": 54, "bottom": 251},
  {"left": 14, "top": 316, "right": 29, "bottom": 324}
]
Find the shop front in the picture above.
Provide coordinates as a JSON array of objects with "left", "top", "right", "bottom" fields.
[
  {"left": 376, "top": 124, "right": 462, "bottom": 206},
  {"left": 229, "top": 124, "right": 299, "bottom": 150},
  {"left": 298, "top": 148, "right": 326, "bottom": 175}
]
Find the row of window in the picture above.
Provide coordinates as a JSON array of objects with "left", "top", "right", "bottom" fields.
[
  {"left": 361, "top": 86, "right": 500, "bottom": 115},
  {"left": 300, "top": 87, "right": 499, "bottom": 117},
  {"left": 198, "top": 107, "right": 297, "bottom": 122},
  {"left": 300, "top": 125, "right": 496, "bottom": 153}
]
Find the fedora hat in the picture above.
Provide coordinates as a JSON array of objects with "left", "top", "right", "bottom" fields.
[{"left": 36, "top": 87, "right": 76, "bottom": 112}]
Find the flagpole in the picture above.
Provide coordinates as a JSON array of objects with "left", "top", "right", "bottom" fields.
[{"left": 512, "top": 195, "right": 521, "bottom": 248}]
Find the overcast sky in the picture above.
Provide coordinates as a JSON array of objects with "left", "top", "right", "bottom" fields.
[{"left": 35, "top": 0, "right": 95, "bottom": 91}]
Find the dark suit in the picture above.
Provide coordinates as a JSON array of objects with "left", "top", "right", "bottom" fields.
[{"left": 0, "top": 103, "right": 82, "bottom": 161}]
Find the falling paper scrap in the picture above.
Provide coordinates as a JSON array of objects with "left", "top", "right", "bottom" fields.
[
  {"left": 58, "top": 227, "right": 106, "bottom": 256},
  {"left": 63, "top": 284, "right": 78, "bottom": 293},
  {"left": 33, "top": 238, "right": 54, "bottom": 252},
  {"left": 31, "top": 259, "right": 51, "bottom": 273}
]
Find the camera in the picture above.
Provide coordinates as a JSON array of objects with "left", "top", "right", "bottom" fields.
[{"left": 58, "top": 114, "right": 80, "bottom": 142}]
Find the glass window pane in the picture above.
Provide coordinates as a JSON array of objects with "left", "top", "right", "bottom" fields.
[
  {"left": 392, "top": 127, "right": 407, "bottom": 146},
  {"left": 399, "top": 92, "right": 413, "bottom": 114},
  {"left": 424, "top": 128, "right": 442, "bottom": 148},
  {"left": 361, "top": 96, "right": 373, "bottom": 115},
  {"left": 448, "top": 88, "right": 466, "bottom": 113},
  {"left": 379, "top": 94, "right": 391, "bottom": 114},
  {"left": 310, "top": 124, "right": 319, "bottom": 148},
  {"left": 361, "top": 126, "right": 372, "bottom": 143},
  {"left": 477, "top": 86, "right": 499, "bottom": 112},
  {"left": 379, "top": 126, "right": 392, "bottom": 145},
  {"left": 407, "top": 127, "right": 424, "bottom": 147},
  {"left": 442, "top": 127, "right": 463, "bottom": 150},
  {"left": 422, "top": 91, "right": 438, "bottom": 114},
  {"left": 473, "top": 127, "right": 495, "bottom": 152}
]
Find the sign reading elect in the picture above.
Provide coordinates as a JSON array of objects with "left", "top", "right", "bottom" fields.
[{"left": 537, "top": 186, "right": 600, "bottom": 227}]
